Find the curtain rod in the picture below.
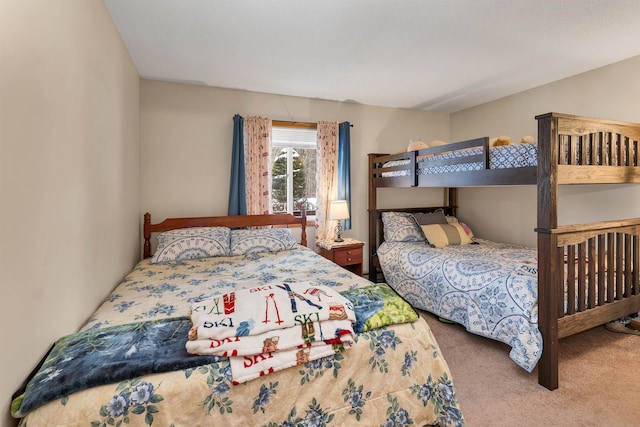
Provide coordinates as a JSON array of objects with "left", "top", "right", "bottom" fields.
[
  {"left": 272, "top": 120, "right": 353, "bottom": 128},
  {"left": 235, "top": 118, "right": 354, "bottom": 128},
  {"left": 272, "top": 120, "right": 317, "bottom": 129}
]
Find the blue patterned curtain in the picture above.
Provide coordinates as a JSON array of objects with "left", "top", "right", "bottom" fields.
[
  {"left": 227, "top": 114, "right": 246, "bottom": 215},
  {"left": 337, "top": 122, "right": 351, "bottom": 230}
]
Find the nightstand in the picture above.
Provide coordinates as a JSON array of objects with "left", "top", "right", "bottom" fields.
[{"left": 317, "top": 239, "right": 364, "bottom": 276}]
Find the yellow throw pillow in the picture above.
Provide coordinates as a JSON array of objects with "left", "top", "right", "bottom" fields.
[{"left": 420, "top": 223, "right": 473, "bottom": 248}]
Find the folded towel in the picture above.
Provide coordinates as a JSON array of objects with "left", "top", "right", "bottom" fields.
[
  {"left": 188, "top": 282, "right": 356, "bottom": 384},
  {"left": 229, "top": 339, "right": 349, "bottom": 384},
  {"left": 185, "top": 318, "right": 354, "bottom": 356},
  {"left": 189, "top": 282, "right": 355, "bottom": 341}
]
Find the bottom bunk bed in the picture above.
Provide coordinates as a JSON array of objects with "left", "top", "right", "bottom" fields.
[
  {"left": 368, "top": 112, "right": 640, "bottom": 390},
  {"left": 370, "top": 208, "right": 640, "bottom": 390},
  {"left": 12, "top": 212, "right": 465, "bottom": 427},
  {"left": 377, "top": 211, "right": 540, "bottom": 372}
]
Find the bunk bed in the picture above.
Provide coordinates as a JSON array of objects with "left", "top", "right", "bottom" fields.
[
  {"left": 368, "top": 112, "right": 640, "bottom": 390},
  {"left": 12, "top": 212, "right": 465, "bottom": 427}
]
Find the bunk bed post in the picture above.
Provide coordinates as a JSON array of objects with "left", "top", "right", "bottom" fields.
[
  {"left": 447, "top": 187, "right": 458, "bottom": 217},
  {"left": 143, "top": 212, "right": 152, "bottom": 259},
  {"left": 536, "top": 113, "right": 560, "bottom": 390},
  {"left": 368, "top": 153, "right": 381, "bottom": 281},
  {"left": 299, "top": 209, "right": 307, "bottom": 248}
]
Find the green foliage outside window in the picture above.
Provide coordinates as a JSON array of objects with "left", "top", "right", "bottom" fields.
[{"left": 272, "top": 149, "right": 306, "bottom": 203}]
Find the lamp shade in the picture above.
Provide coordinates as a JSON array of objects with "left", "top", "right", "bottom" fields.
[{"left": 329, "top": 200, "right": 350, "bottom": 220}]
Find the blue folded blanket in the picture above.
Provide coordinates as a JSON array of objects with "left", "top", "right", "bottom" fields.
[{"left": 12, "top": 317, "right": 219, "bottom": 418}]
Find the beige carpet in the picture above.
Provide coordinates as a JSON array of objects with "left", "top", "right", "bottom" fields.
[{"left": 420, "top": 311, "right": 640, "bottom": 427}]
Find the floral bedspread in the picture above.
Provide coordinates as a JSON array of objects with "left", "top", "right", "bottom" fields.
[
  {"left": 16, "top": 246, "right": 465, "bottom": 427},
  {"left": 378, "top": 239, "right": 541, "bottom": 372}
]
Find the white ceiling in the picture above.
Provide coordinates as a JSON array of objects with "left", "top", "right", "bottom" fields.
[{"left": 104, "top": 0, "right": 640, "bottom": 113}]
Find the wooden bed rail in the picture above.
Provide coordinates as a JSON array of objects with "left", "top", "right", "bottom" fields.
[
  {"left": 537, "top": 218, "right": 640, "bottom": 319},
  {"left": 537, "top": 112, "right": 640, "bottom": 185},
  {"left": 536, "top": 216, "right": 640, "bottom": 390},
  {"left": 369, "top": 137, "right": 491, "bottom": 188},
  {"left": 143, "top": 211, "right": 308, "bottom": 259}
]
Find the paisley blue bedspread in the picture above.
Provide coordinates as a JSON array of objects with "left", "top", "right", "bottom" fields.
[{"left": 378, "top": 239, "right": 541, "bottom": 372}]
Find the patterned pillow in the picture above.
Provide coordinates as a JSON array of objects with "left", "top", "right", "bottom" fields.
[
  {"left": 151, "top": 227, "right": 231, "bottom": 263},
  {"left": 230, "top": 228, "right": 298, "bottom": 255},
  {"left": 381, "top": 212, "right": 425, "bottom": 242},
  {"left": 420, "top": 223, "right": 472, "bottom": 248}
]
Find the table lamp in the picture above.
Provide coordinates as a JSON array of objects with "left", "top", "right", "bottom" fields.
[{"left": 329, "top": 200, "right": 350, "bottom": 242}]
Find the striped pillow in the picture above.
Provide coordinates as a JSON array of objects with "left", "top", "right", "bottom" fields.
[{"left": 420, "top": 223, "right": 472, "bottom": 248}]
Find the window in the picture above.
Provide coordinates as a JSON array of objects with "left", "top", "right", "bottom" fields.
[{"left": 271, "top": 124, "right": 317, "bottom": 216}]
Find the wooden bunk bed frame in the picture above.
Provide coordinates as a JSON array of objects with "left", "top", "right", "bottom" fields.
[{"left": 368, "top": 112, "right": 640, "bottom": 390}]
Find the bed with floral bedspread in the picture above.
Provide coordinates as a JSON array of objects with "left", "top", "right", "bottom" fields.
[
  {"left": 13, "top": 244, "right": 465, "bottom": 427},
  {"left": 378, "top": 238, "right": 541, "bottom": 372}
]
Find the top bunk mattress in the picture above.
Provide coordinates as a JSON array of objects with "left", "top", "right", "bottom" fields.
[{"left": 384, "top": 142, "right": 537, "bottom": 176}]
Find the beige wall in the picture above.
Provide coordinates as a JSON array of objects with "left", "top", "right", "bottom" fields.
[
  {"left": 140, "top": 56, "right": 640, "bottom": 264},
  {"left": 141, "top": 80, "right": 449, "bottom": 264},
  {"left": 450, "top": 56, "right": 640, "bottom": 247},
  {"left": 3, "top": 2, "right": 639, "bottom": 424},
  {"left": 0, "top": 1, "right": 140, "bottom": 425}
]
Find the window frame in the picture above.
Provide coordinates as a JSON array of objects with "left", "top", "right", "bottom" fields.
[{"left": 271, "top": 121, "right": 318, "bottom": 218}]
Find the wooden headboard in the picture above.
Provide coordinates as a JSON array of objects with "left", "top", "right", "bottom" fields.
[{"left": 143, "top": 211, "right": 308, "bottom": 259}]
